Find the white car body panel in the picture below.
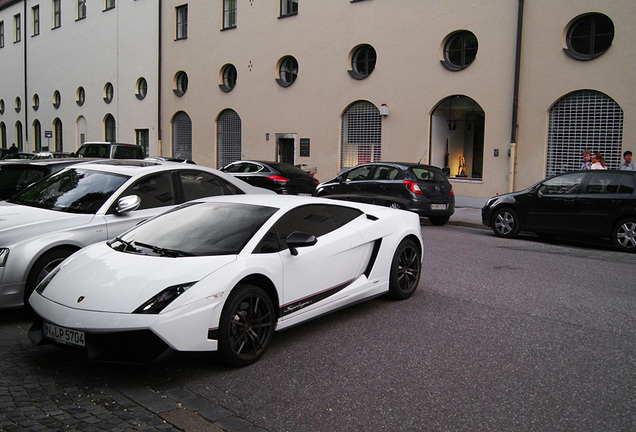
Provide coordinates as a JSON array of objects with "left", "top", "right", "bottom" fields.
[
  {"left": 29, "top": 195, "right": 423, "bottom": 361},
  {"left": 0, "top": 161, "right": 271, "bottom": 309}
]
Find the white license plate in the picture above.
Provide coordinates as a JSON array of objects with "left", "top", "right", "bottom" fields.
[
  {"left": 43, "top": 322, "right": 85, "bottom": 347},
  {"left": 430, "top": 204, "right": 448, "bottom": 210}
]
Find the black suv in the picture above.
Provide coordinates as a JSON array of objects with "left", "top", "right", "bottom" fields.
[
  {"left": 482, "top": 169, "right": 636, "bottom": 252},
  {"left": 315, "top": 162, "right": 455, "bottom": 225},
  {"left": 75, "top": 142, "right": 144, "bottom": 159}
]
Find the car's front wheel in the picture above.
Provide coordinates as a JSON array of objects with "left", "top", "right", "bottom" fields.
[
  {"left": 491, "top": 207, "right": 520, "bottom": 238},
  {"left": 218, "top": 284, "right": 275, "bottom": 367},
  {"left": 613, "top": 218, "right": 636, "bottom": 253},
  {"left": 25, "top": 249, "right": 74, "bottom": 305},
  {"left": 388, "top": 239, "right": 421, "bottom": 300}
]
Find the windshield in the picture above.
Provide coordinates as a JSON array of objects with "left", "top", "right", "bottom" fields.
[
  {"left": 112, "top": 202, "right": 278, "bottom": 256},
  {"left": 76, "top": 144, "right": 110, "bottom": 158},
  {"left": 10, "top": 168, "right": 129, "bottom": 214}
]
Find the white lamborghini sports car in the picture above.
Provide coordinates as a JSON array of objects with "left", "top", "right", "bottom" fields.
[{"left": 29, "top": 195, "right": 423, "bottom": 366}]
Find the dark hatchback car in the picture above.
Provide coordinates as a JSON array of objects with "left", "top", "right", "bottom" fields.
[
  {"left": 315, "top": 162, "right": 455, "bottom": 225},
  {"left": 0, "top": 158, "right": 88, "bottom": 200},
  {"left": 482, "top": 170, "right": 636, "bottom": 252},
  {"left": 221, "top": 160, "right": 318, "bottom": 195}
]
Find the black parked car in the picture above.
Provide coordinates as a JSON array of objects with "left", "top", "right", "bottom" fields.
[
  {"left": 221, "top": 160, "right": 318, "bottom": 195},
  {"left": 481, "top": 170, "right": 636, "bottom": 252},
  {"left": 315, "top": 162, "right": 455, "bottom": 225},
  {"left": 0, "top": 158, "right": 88, "bottom": 200}
]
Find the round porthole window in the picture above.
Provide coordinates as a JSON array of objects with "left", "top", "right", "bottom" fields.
[
  {"left": 104, "top": 82, "right": 114, "bottom": 104},
  {"left": 136, "top": 78, "right": 148, "bottom": 100},
  {"left": 220, "top": 64, "right": 237, "bottom": 92},
  {"left": 442, "top": 30, "right": 478, "bottom": 71},
  {"left": 565, "top": 13, "right": 614, "bottom": 60},
  {"left": 348, "top": 44, "right": 377, "bottom": 80},
  {"left": 32, "top": 94, "right": 40, "bottom": 111},
  {"left": 276, "top": 56, "right": 298, "bottom": 87},
  {"left": 76, "top": 87, "right": 85, "bottom": 106},
  {"left": 174, "top": 71, "right": 189, "bottom": 96}
]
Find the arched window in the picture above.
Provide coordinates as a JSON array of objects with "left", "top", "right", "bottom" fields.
[
  {"left": 0, "top": 122, "right": 6, "bottom": 148},
  {"left": 172, "top": 111, "right": 192, "bottom": 160},
  {"left": 216, "top": 109, "right": 242, "bottom": 168},
  {"left": 15, "top": 121, "right": 23, "bottom": 150},
  {"left": 53, "top": 118, "right": 63, "bottom": 152},
  {"left": 33, "top": 120, "right": 42, "bottom": 152},
  {"left": 430, "top": 95, "right": 484, "bottom": 179},
  {"left": 76, "top": 116, "right": 87, "bottom": 147},
  {"left": 546, "top": 90, "right": 623, "bottom": 176},
  {"left": 104, "top": 114, "right": 116, "bottom": 143},
  {"left": 340, "top": 101, "right": 382, "bottom": 169}
]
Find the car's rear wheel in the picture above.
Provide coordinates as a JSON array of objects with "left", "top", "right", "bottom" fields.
[
  {"left": 388, "top": 239, "right": 421, "bottom": 300},
  {"left": 25, "top": 249, "right": 73, "bottom": 306},
  {"left": 429, "top": 215, "right": 450, "bottom": 226},
  {"left": 389, "top": 202, "right": 402, "bottom": 209},
  {"left": 491, "top": 207, "right": 520, "bottom": 238},
  {"left": 613, "top": 218, "right": 636, "bottom": 253},
  {"left": 218, "top": 284, "right": 275, "bottom": 367}
]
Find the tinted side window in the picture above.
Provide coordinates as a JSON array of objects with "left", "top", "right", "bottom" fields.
[
  {"left": 119, "top": 172, "right": 174, "bottom": 210},
  {"left": 538, "top": 172, "right": 585, "bottom": 195},
  {"left": 113, "top": 146, "right": 143, "bottom": 159},
  {"left": 372, "top": 165, "right": 399, "bottom": 180},
  {"left": 325, "top": 204, "right": 363, "bottom": 226},
  {"left": 180, "top": 170, "right": 231, "bottom": 201},
  {"left": 584, "top": 172, "right": 625, "bottom": 194},
  {"left": 344, "top": 165, "right": 373, "bottom": 182},
  {"left": 254, "top": 204, "right": 340, "bottom": 253},
  {"left": 77, "top": 144, "right": 109, "bottom": 158},
  {"left": 618, "top": 174, "right": 636, "bottom": 194}
]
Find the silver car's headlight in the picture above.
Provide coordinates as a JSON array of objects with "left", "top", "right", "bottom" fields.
[
  {"left": 0, "top": 249, "right": 8, "bottom": 267},
  {"left": 133, "top": 282, "right": 196, "bottom": 314}
]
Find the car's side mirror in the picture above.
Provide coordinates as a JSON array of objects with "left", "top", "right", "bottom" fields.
[
  {"left": 115, "top": 195, "right": 141, "bottom": 214},
  {"left": 286, "top": 231, "right": 317, "bottom": 256}
]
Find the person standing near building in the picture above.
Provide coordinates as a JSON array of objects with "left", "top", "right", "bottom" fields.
[
  {"left": 591, "top": 152, "right": 607, "bottom": 170},
  {"left": 580, "top": 150, "right": 592, "bottom": 170},
  {"left": 9, "top": 143, "right": 18, "bottom": 154},
  {"left": 619, "top": 151, "right": 636, "bottom": 170}
]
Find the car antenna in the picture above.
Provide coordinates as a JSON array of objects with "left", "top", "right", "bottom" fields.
[{"left": 417, "top": 149, "right": 429, "bottom": 164}]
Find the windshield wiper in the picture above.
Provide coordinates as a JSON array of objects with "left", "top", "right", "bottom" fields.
[
  {"left": 108, "top": 237, "right": 140, "bottom": 253},
  {"left": 133, "top": 241, "right": 193, "bottom": 258}
]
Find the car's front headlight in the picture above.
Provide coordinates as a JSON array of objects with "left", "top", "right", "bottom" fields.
[
  {"left": 133, "top": 282, "right": 196, "bottom": 314},
  {"left": 0, "top": 249, "right": 8, "bottom": 267}
]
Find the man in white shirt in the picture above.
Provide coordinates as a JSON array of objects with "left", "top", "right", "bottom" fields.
[{"left": 619, "top": 151, "right": 636, "bottom": 171}]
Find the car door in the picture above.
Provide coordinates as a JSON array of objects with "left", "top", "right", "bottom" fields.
[
  {"left": 256, "top": 204, "right": 370, "bottom": 319},
  {"left": 574, "top": 172, "right": 636, "bottom": 236},
  {"left": 521, "top": 172, "right": 585, "bottom": 233},
  {"left": 101, "top": 171, "right": 178, "bottom": 239},
  {"left": 325, "top": 164, "right": 374, "bottom": 197},
  {"left": 369, "top": 164, "right": 401, "bottom": 196}
]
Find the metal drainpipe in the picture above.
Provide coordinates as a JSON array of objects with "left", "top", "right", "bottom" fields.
[
  {"left": 157, "top": 0, "right": 162, "bottom": 157},
  {"left": 23, "top": 0, "right": 28, "bottom": 151},
  {"left": 509, "top": 0, "right": 524, "bottom": 192}
]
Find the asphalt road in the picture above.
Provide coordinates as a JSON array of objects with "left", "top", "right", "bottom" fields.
[{"left": 1, "top": 222, "right": 635, "bottom": 431}]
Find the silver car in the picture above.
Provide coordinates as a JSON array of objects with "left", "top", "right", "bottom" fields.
[{"left": 0, "top": 159, "right": 272, "bottom": 309}]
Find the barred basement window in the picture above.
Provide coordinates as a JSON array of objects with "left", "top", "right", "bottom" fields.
[
  {"left": 340, "top": 101, "right": 381, "bottom": 169},
  {"left": 546, "top": 90, "right": 624, "bottom": 176},
  {"left": 217, "top": 109, "right": 242, "bottom": 168}
]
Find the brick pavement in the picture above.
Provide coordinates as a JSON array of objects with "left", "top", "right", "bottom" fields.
[{"left": 0, "top": 311, "right": 267, "bottom": 432}]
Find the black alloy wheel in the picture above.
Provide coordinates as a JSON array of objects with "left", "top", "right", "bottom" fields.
[
  {"left": 491, "top": 207, "right": 520, "bottom": 238},
  {"left": 613, "top": 218, "right": 636, "bottom": 253},
  {"left": 218, "top": 284, "right": 275, "bottom": 367},
  {"left": 388, "top": 239, "right": 421, "bottom": 300},
  {"left": 389, "top": 202, "right": 403, "bottom": 209}
]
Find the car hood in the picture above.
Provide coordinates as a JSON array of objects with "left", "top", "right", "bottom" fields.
[
  {"left": 0, "top": 202, "right": 95, "bottom": 245},
  {"left": 38, "top": 242, "right": 236, "bottom": 313}
]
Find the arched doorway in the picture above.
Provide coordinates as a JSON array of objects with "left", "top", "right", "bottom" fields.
[
  {"left": 104, "top": 114, "right": 116, "bottom": 143},
  {"left": 172, "top": 111, "right": 192, "bottom": 160},
  {"left": 546, "top": 90, "right": 623, "bottom": 176},
  {"left": 216, "top": 109, "right": 242, "bottom": 168},
  {"left": 340, "top": 101, "right": 381, "bottom": 169},
  {"left": 430, "top": 95, "right": 484, "bottom": 179}
]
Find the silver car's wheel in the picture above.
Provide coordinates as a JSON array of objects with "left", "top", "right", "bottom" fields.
[
  {"left": 613, "top": 218, "right": 636, "bottom": 253},
  {"left": 25, "top": 249, "right": 73, "bottom": 305},
  {"left": 492, "top": 208, "right": 520, "bottom": 238}
]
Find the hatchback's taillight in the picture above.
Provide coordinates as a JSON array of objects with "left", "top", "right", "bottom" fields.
[
  {"left": 313, "top": 176, "right": 320, "bottom": 185},
  {"left": 449, "top": 185, "right": 454, "bottom": 196},
  {"left": 404, "top": 180, "right": 423, "bottom": 195},
  {"left": 267, "top": 175, "right": 289, "bottom": 184}
]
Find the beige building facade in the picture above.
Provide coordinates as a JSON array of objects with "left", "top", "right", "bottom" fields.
[{"left": 160, "top": 0, "right": 635, "bottom": 205}]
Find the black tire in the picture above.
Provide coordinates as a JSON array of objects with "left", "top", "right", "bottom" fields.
[
  {"left": 388, "top": 202, "right": 403, "bottom": 210},
  {"left": 388, "top": 239, "right": 421, "bottom": 300},
  {"left": 25, "top": 249, "right": 73, "bottom": 305},
  {"left": 429, "top": 215, "right": 450, "bottom": 226},
  {"left": 613, "top": 218, "right": 636, "bottom": 253},
  {"left": 491, "top": 207, "right": 520, "bottom": 238},
  {"left": 218, "top": 284, "right": 275, "bottom": 367}
]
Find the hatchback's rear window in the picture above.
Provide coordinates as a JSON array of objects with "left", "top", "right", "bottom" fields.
[{"left": 411, "top": 167, "right": 447, "bottom": 182}]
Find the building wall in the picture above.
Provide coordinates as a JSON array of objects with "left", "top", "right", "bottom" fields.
[{"left": 0, "top": 0, "right": 159, "bottom": 154}]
